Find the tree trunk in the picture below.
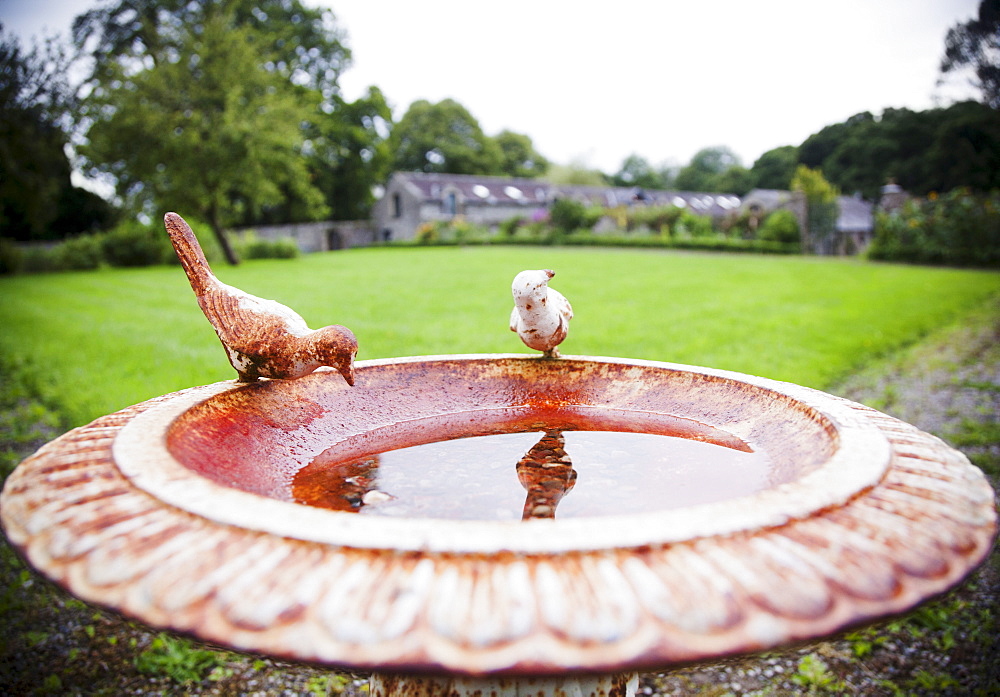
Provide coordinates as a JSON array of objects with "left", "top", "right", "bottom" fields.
[{"left": 207, "top": 204, "right": 239, "bottom": 266}]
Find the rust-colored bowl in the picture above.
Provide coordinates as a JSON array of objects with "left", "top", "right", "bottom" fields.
[{"left": 1, "top": 355, "right": 995, "bottom": 676}]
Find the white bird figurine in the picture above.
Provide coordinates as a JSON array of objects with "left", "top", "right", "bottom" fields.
[
  {"left": 164, "top": 212, "right": 358, "bottom": 385},
  {"left": 509, "top": 269, "right": 573, "bottom": 357}
]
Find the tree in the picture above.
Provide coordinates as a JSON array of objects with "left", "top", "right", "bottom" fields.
[
  {"left": 73, "top": 0, "right": 351, "bottom": 100},
  {"left": 797, "top": 103, "right": 1000, "bottom": 198},
  {"left": 494, "top": 130, "right": 548, "bottom": 178},
  {"left": 0, "top": 26, "right": 113, "bottom": 240},
  {"left": 391, "top": 99, "right": 502, "bottom": 174},
  {"left": 923, "top": 101, "right": 1000, "bottom": 192},
  {"left": 751, "top": 146, "right": 799, "bottom": 190},
  {"left": 798, "top": 120, "right": 853, "bottom": 171},
  {"left": 713, "top": 165, "right": 755, "bottom": 196},
  {"left": 611, "top": 154, "right": 666, "bottom": 189},
  {"left": 80, "top": 6, "right": 327, "bottom": 264},
  {"left": 544, "top": 162, "right": 608, "bottom": 186},
  {"left": 791, "top": 165, "right": 839, "bottom": 254},
  {"left": 940, "top": 0, "right": 1000, "bottom": 109},
  {"left": 674, "top": 146, "right": 741, "bottom": 191},
  {"left": 308, "top": 87, "right": 393, "bottom": 221}
]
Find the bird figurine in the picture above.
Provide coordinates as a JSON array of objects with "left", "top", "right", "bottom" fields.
[
  {"left": 509, "top": 269, "right": 573, "bottom": 357},
  {"left": 163, "top": 212, "right": 357, "bottom": 385}
]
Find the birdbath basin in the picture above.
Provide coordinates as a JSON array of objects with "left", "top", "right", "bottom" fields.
[{"left": 2, "top": 354, "right": 995, "bottom": 695}]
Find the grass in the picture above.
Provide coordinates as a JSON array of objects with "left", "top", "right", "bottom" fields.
[
  {"left": 1, "top": 246, "right": 998, "bottom": 694},
  {"left": 1, "top": 246, "right": 998, "bottom": 427}
]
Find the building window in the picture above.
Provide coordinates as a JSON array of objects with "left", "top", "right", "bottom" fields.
[
  {"left": 444, "top": 192, "right": 457, "bottom": 217},
  {"left": 392, "top": 193, "right": 402, "bottom": 218}
]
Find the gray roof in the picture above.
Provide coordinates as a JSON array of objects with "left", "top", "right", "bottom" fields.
[
  {"left": 836, "top": 196, "right": 874, "bottom": 233},
  {"left": 391, "top": 172, "right": 742, "bottom": 217},
  {"left": 742, "top": 189, "right": 794, "bottom": 210}
]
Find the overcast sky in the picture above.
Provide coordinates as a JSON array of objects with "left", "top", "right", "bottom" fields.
[{"left": 3, "top": 0, "right": 984, "bottom": 173}]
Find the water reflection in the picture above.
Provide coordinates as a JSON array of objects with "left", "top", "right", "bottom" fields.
[
  {"left": 291, "top": 455, "right": 386, "bottom": 512},
  {"left": 515, "top": 430, "right": 577, "bottom": 519},
  {"left": 292, "top": 428, "right": 771, "bottom": 520}
]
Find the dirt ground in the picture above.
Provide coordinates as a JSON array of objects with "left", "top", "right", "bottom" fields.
[{"left": 1, "top": 300, "right": 997, "bottom": 696}]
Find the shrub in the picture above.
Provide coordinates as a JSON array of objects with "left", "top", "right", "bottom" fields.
[
  {"left": 20, "top": 246, "right": 61, "bottom": 273},
  {"left": 55, "top": 234, "right": 105, "bottom": 271},
  {"left": 674, "top": 210, "right": 715, "bottom": 238},
  {"left": 415, "top": 221, "right": 440, "bottom": 244},
  {"left": 447, "top": 216, "right": 477, "bottom": 243},
  {"left": 0, "top": 238, "right": 24, "bottom": 274},
  {"left": 548, "top": 198, "right": 590, "bottom": 234},
  {"left": 101, "top": 220, "right": 172, "bottom": 267},
  {"left": 868, "top": 189, "right": 1000, "bottom": 267},
  {"left": 758, "top": 209, "right": 801, "bottom": 245},
  {"left": 721, "top": 208, "right": 759, "bottom": 239},
  {"left": 626, "top": 205, "right": 685, "bottom": 235},
  {"left": 236, "top": 232, "right": 299, "bottom": 259},
  {"left": 499, "top": 216, "right": 525, "bottom": 237}
]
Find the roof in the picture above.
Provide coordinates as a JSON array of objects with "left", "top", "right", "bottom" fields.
[
  {"left": 389, "top": 172, "right": 742, "bottom": 217},
  {"left": 836, "top": 195, "right": 874, "bottom": 233},
  {"left": 742, "top": 189, "right": 794, "bottom": 210}
]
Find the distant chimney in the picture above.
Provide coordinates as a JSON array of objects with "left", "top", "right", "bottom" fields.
[{"left": 878, "top": 179, "right": 908, "bottom": 213}]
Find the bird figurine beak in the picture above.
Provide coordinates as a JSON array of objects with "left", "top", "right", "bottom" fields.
[{"left": 339, "top": 361, "right": 356, "bottom": 387}]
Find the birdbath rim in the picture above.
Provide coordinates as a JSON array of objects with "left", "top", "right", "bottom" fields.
[
  {"left": 111, "top": 353, "right": 891, "bottom": 554},
  {"left": 2, "top": 352, "right": 995, "bottom": 675}
]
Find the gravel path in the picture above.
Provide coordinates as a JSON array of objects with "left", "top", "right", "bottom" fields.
[{"left": 1, "top": 302, "right": 997, "bottom": 696}]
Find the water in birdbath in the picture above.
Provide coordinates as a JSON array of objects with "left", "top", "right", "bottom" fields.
[{"left": 292, "top": 427, "right": 772, "bottom": 520}]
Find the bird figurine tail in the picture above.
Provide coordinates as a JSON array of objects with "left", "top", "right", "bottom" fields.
[{"left": 164, "top": 212, "right": 216, "bottom": 296}]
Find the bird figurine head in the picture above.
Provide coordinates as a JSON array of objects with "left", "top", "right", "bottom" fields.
[
  {"left": 308, "top": 325, "right": 358, "bottom": 386},
  {"left": 511, "top": 269, "right": 556, "bottom": 299},
  {"left": 509, "top": 269, "right": 573, "bottom": 358}
]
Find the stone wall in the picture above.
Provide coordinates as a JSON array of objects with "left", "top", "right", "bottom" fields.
[{"left": 235, "top": 220, "right": 375, "bottom": 252}]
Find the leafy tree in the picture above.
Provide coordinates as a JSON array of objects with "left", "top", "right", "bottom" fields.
[
  {"left": 73, "top": 0, "right": 351, "bottom": 99},
  {"left": 0, "top": 26, "right": 113, "bottom": 240},
  {"left": 544, "top": 162, "right": 608, "bottom": 186},
  {"left": 674, "top": 146, "right": 741, "bottom": 191},
  {"left": 611, "top": 154, "right": 668, "bottom": 190},
  {"left": 798, "top": 119, "right": 853, "bottom": 172},
  {"left": 713, "top": 165, "right": 755, "bottom": 195},
  {"left": 791, "top": 165, "right": 839, "bottom": 253},
  {"left": 922, "top": 101, "right": 1000, "bottom": 192},
  {"left": 80, "top": 5, "right": 327, "bottom": 264},
  {"left": 391, "top": 99, "right": 502, "bottom": 174},
  {"left": 751, "top": 146, "right": 799, "bottom": 190},
  {"left": 250, "top": 86, "right": 393, "bottom": 224},
  {"left": 494, "top": 130, "right": 548, "bottom": 178},
  {"left": 940, "top": 0, "right": 1000, "bottom": 109},
  {"left": 798, "top": 103, "right": 1000, "bottom": 199},
  {"left": 316, "top": 87, "right": 393, "bottom": 221}
]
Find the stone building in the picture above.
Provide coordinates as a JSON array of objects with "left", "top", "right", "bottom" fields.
[
  {"left": 741, "top": 188, "right": 877, "bottom": 255},
  {"left": 372, "top": 171, "right": 742, "bottom": 241},
  {"left": 233, "top": 219, "right": 376, "bottom": 252}
]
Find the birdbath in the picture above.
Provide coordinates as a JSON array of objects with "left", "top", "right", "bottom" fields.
[{"left": 1, "top": 220, "right": 996, "bottom": 696}]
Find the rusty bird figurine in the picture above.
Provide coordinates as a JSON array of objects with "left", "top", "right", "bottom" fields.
[
  {"left": 510, "top": 269, "right": 573, "bottom": 358},
  {"left": 164, "top": 212, "right": 357, "bottom": 385}
]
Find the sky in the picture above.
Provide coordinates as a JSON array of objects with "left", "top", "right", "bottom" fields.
[{"left": 1, "top": 0, "right": 984, "bottom": 174}]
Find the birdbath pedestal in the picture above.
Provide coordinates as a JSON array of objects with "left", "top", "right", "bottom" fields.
[{"left": 1, "top": 355, "right": 995, "bottom": 696}]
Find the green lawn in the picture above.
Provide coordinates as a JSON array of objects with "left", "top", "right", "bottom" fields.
[{"left": 1, "top": 246, "right": 998, "bottom": 427}]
